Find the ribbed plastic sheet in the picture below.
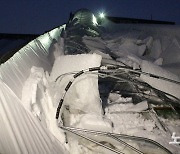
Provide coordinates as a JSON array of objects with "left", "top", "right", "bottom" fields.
[
  {"left": 0, "top": 80, "right": 68, "bottom": 154},
  {"left": 0, "top": 25, "right": 68, "bottom": 154},
  {"left": 0, "top": 25, "right": 64, "bottom": 99}
]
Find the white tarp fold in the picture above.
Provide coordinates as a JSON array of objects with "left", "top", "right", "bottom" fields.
[
  {"left": 0, "top": 80, "right": 68, "bottom": 154},
  {"left": 0, "top": 25, "right": 68, "bottom": 154}
]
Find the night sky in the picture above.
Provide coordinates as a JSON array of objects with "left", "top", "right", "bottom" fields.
[{"left": 0, "top": 0, "right": 180, "bottom": 34}]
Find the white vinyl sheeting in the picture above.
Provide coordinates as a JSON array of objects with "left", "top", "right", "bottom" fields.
[{"left": 0, "top": 25, "right": 68, "bottom": 154}]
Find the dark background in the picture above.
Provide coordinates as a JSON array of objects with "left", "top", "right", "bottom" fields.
[{"left": 0, "top": 0, "right": 180, "bottom": 34}]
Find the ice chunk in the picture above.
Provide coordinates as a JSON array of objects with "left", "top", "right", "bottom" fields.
[
  {"left": 136, "top": 37, "right": 153, "bottom": 47},
  {"left": 83, "top": 36, "right": 107, "bottom": 52},
  {"left": 140, "top": 60, "right": 180, "bottom": 100},
  {"left": 105, "top": 100, "right": 148, "bottom": 113},
  {"left": 89, "top": 49, "right": 112, "bottom": 60},
  {"left": 138, "top": 44, "right": 146, "bottom": 56},
  {"left": 127, "top": 101, "right": 148, "bottom": 112},
  {"left": 22, "top": 66, "right": 68, "bottom": 145},
  {"left": 117, "top": 54, "right": 141, "bottom": 69},
  {"left": 50, "top": 54, "right": 103, "bottom": 115},
  {"left": 161, "top": 38, "right": 180, "bottom": 64},
  {"left": 75, "top": 114, "right": 112, "bottom": 132},
  {"left": 161, "top": 36, "right": 172, "bottom": 51},
  {"left": 163, "top": 62, "right": 180, "bottom": 77},
  {"left": 154, "top": 58, "right": 163, "bottom": 66},
  {"left": 117, "top": 40, "right": 139, "bottom": 56},
  {"left": 21, "top": 66, "right": 45, "bottom": 112},
  {"left": 150, "top": 39, "right": 162, "bottom": 59},
  {"left": 142, "top": 36, "right": 153, "bottom": 50},
  {"left": 108, "top": 93, "right": 132, "bottom": 104}
]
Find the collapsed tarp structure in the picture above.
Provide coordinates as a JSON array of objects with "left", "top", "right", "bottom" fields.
[
  {"left": 0, "top": 9, "right": 180, "bottom": 154},
  {"left": 0, "top": 25, "right": 69, "bottom": 154},
  {"left": 0, "top": 9, "right": 104, "bottom": 154}
]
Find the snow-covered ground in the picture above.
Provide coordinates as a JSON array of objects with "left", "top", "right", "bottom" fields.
[{"left": 0, "top": 19, "right": 180, "bottom": 154}]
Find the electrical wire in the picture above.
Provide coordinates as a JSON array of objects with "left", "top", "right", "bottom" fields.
[
  {"left": 104, "top": 62, "right": 180, "bottom": 85},
  {"left": 59, "top": 125, "right": 172, "bottom": 154},
  {"left": 62, "top": 126, "right": 125, "bottom": 154},
  {"left": 55, "top": 65, "right": 180, "bottom": 120},
  {"left": 55, "top": 65, "right": 116, "bottom": 119},
  {"left": 54, "top": 65, "right": 175, "bottom": 154}
]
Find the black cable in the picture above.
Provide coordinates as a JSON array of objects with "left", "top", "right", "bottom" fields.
[
  {"left": 104, "top": 62, "right": 180, "bottom": 85},
  {"left": 55, "top": 65, "right": 180, "bottom": 120},
  {"left": 55, "top": 66, "right": 118, "bottom": 119},
  {"left": 60, "top": 126, "right": 173, "bottom": 154}
]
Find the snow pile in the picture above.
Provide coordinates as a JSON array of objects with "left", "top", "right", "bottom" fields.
[
  {"left": 19, "top": 22, "right": 180, "bottom": 153},
  {"left": 81, "top": 24, "right": 180, "bottom": 153},
  {"left": 108, "top": 93, "right": 132, "bottom": 104},
  {"left": 105, "top": 93, "right": 154, "bottom": 134},
  {"left": 108, "top": 93, "right": 148, "bottom": 112},
  {"left": 105, "top": 93, "right": 179, "bottom": 153},
  {"left": 161, "top": 38, "right": 180, "bottom": 64},
  {"left": 149, "top": 39, "right": 162, "bottom": 59},
  {"left": 103, "top": 21, "right": 180, "bottom": 75},
  {"left": 106, "top": 38, "right": 147, "bottom": 57}
]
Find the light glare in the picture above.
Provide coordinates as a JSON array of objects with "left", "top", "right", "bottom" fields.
[
  {"left": 99, "top": 12, "right": 105, "bottom": 18},
  {"left": 92, "top": 15, "right": 98, "bottom": 25}
]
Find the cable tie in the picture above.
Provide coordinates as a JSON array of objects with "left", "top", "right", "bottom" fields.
[
  {"left": 56, "top": 99, "right": 64, "bottom": 119},
  {"left": 73, "top": 70, "right": 84, "bottom": 78},
  {"left": 107, "top": 65, "right": 118, "bottom": 70},
  {"left": 150, "top": 74, "right": 159, "bottom": 79},
  {"left": 65, "top": 81, "right": 73, "bottom": 91},
  {"left": 56, "top": 111, "right": 60, "bottom": 119},
  {"left": 89, "top": 67, "right": 101, "bottom": 71}
]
